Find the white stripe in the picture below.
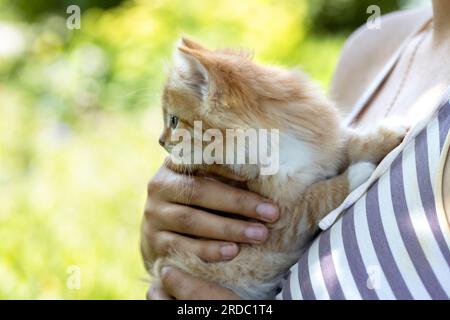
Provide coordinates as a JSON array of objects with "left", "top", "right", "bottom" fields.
[
  {"left": 353, "top": 196, "right": 396, "bottom": 299},
  {"left": 289, "top": 263, "right": 303, "bottom": 300},
  {"left": 329, "top": 218, "right": 362, "bottom": 299},
  {"left": 427, "top": 118, "right": 441, "bottom": 190},
  {"left": 428, "top": 118, "right": 450, "bottom": 250},
  {"left": 377, "top": 171, "right": 431, "bottom": 299},
  {"left": 275, "top": 264, "right": 303, "bottom": 300},
  {"left": 402, "top": 140, "right": 450, "bottom": 295},
  {"left": 307, "top": 237, "right": 330, "bottom": 299}
]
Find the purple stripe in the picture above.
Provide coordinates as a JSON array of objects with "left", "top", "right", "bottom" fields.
[
  {"left": 389, "top": 152, "right": 448, "bottom": 299},
  {"left": 298, "top": 250, "right": 316, "bottom": 300},
  {"left": 438, "top": 101, "right": 450, "bottom": 150},
  {"left": 415, "top": 128, "right": 450, "bottom": 266},
  {"left": 341, "top": 207, "right": 379, "bottom": 300},
  {"left": 281, "top": 270, "right": 293, "bottom": 300},
  {"left": 366, "top": 180, "right": 413, "bottom": 299},
  {"left": 319, "top": 230, "right": 346, "bottom": 299}
]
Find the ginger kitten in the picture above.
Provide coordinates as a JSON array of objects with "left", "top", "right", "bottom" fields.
[{"left": 148, "top": 37, "right": 406, "bottom": 299}]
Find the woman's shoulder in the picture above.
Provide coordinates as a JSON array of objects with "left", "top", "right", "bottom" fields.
[{"left": 329, "top": 7, "right": 432, "bottom": 113}]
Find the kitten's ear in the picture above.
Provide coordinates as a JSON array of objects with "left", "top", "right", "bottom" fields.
[
  {"left": 180, "top": 36, "right": 207, "bottom": 51},
  {"left": 173, "top": 43, "right": 211, "bottom": 98}
]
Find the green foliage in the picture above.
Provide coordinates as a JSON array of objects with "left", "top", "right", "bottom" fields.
[
  {"left": 5, "top": 0, "right": 125, "bottom": 21},
  {"left": 0, "top": 0, "right": 345, "bottom": 299},
  {"left": 307, "top": 0, "right": 401, "bottom": 33}
]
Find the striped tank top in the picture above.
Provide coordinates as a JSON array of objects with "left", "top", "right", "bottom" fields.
[{"left": 278, "top": 19, "right": 450, "bottom": 300}]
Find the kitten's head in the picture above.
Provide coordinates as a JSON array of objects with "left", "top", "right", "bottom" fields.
[{"left": 159, "top": 37, "right": 341, "bottom": 178}]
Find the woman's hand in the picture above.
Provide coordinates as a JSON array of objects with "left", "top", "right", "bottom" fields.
[
  {"left": 141, "top": 158, "right": 280, "bottom": 265},
  {"left": 147, "top": 266, "right": 240, "bottom": 300}
]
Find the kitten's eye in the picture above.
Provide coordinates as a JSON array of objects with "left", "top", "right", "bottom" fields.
[{"left": 169, "top": 115, "right": 179, "bottom": 129}]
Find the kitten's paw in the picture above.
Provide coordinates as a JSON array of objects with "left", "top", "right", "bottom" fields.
[
  {"left": 378, "top": 117, "right": 409, "bottom": 148},
  {"left": 348, "top": 161, "right": 376, "bottom": 191}
]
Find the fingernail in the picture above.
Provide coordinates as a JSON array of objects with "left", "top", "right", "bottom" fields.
[
  {"left": 220, "top": 244, "right": 239, "bottom": 259},
  {"left": 256, "top": 203, "right": 279, "bottom": 222},
  {"left": 245, "top": 225, "right": 268, "bottom": 241}
]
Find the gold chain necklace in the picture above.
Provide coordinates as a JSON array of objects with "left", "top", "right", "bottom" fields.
[{"left": 383, "top": 24, "right": 431, "bottom": 118}]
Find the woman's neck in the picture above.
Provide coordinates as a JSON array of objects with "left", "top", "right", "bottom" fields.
[{"left": 432, "top": 0, "right": 450, "bottom": 41}]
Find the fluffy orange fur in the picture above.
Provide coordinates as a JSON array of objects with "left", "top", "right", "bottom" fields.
[{"left": 148, "top": 37, "right": 406, "bottom": 299}]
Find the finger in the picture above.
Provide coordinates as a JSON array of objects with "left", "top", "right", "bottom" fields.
[
  {"left": 147, "top": 285, "right": 172, "bottom": 300},
  {"left": 165, "top": 175, "right": 279, "bottom": 222},
  {"left": 161, "top": 266, "right": 240, "bottom": 300},
  {"left": 156, "top": 159, "right": 279, "bottom": 223},
  {"left": 189, "top": 177, "right": 279, "bottom": 222},
  {"left": 153, "top": 231, "right": 240, "bottom": 261},
  {"left": 157, "top": 204, "right": 269, "bottom": 243}
]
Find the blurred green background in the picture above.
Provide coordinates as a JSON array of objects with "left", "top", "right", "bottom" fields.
[{"left": 0, "top": 0, "right": 424, "bottom": 299}]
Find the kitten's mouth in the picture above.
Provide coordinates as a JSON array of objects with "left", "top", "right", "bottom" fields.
[
  {"left": 164, "top": 154, "right": 248, "bottom": 182},
  {"left": 163, "top": 144, "right": 174, "bottom": 154}
]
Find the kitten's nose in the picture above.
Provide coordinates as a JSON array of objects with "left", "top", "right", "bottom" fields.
[{"left": 158, "top": 137, "right": 165, "bottom": 147}]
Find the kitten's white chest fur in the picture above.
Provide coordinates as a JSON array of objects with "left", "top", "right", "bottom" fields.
[
  {"left": 278, "top": 134, "right": 318, "bottom": 177},
  {"left": 252, "top": 133, "right": 340, "bottom": 202}
]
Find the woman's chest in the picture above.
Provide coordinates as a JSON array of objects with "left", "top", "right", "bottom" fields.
[
  {"left": 354, "top": 36, "right": 450, "bottom": 131},
  {"left": 356, "top": 74, "right": 449, "bottom": 131}
]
